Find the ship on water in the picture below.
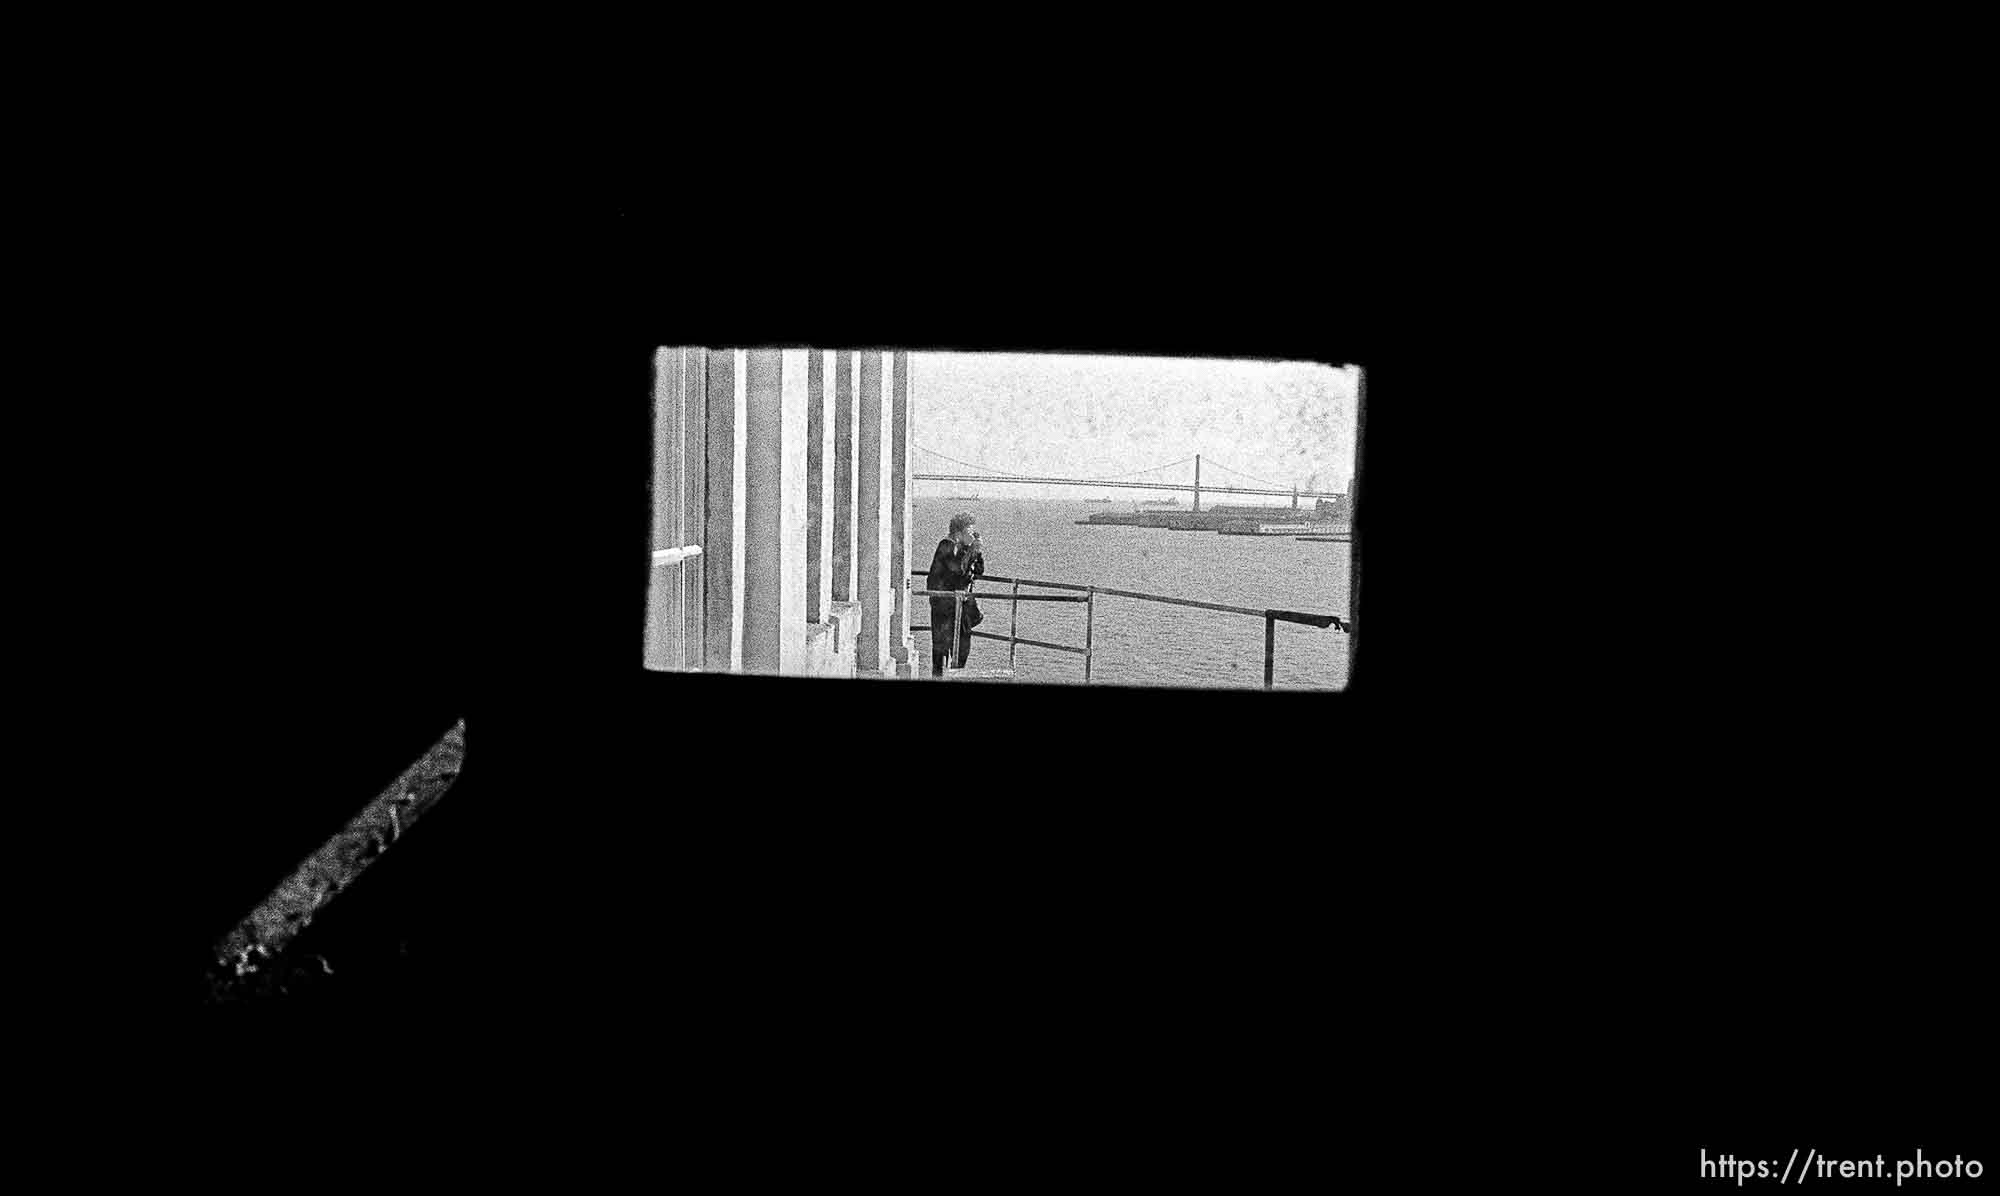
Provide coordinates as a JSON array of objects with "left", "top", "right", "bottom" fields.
[{"left": 1138, "top": 497, "right": 1180, "bottom": 506}]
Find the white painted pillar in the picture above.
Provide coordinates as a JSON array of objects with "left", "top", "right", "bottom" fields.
[
  {"left": 702, "top": 348, "right": 744, "bottom": 673},
  {"left": 889, "top": 349, "right": 913, "bottom": 661},
  {"left": 732, "top": 354, "right": 747, "bottom": 669},
  {"left": 1348, "top": 366, "right": 1363, "bottom": 653},
  {"left": 805, "top": 349, "right": 826, "bottom": 625},
  {"left": 741, "top": 349, "right": 808, "bottom": 676},
  {"left": 856, "top": 350, "right": 891, "bottom": 672},
  {"left": 831, "top": 350, "right": 857, "bottom": 603},
  {"left": 817, "top": 350, "right": 834, "bottom": 623},
  {"left": 682, "top": 348, "right": 708, "bottom": 668}
]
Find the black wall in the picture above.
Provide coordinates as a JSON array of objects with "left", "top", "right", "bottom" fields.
[
  {"left": 160, "top": 200, "right": 1401, "bottom": 1018},
  {"left": 151, "top": 190, "right": 1988, "bottom": 1185}
]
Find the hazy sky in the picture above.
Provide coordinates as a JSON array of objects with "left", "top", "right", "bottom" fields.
[{"left": 908, "top": 352, "right": 1358, "bottom": 501}]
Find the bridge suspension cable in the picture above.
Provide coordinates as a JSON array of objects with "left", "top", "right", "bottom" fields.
[
  {"left": 911, "top": 445, "right": 1039, "bottom": 478},
  {"left": 914, "top": 445, "right": 1200, "bottom": 483},
  {"left": 1100, "top": 454, "right": 1196, "bottom": 480},
  {"left": 1201, "top": 457, "right": 1290, "bottom": 490}
]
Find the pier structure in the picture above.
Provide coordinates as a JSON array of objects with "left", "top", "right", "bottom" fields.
[{"left": 646, "top": 348, "right": 917, "bottom": 679}]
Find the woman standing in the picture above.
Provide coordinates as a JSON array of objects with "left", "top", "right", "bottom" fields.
[{"left": 925, "top": 511, "right": 985, "bottom": 676}]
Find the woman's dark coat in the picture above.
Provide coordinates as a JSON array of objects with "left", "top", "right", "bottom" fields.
[{"left": 925, "top": 537, "right": 984, "bottom": 659}]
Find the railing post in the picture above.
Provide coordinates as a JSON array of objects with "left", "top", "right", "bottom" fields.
[
  {"left": 1084, "top": 587, "right": 1095, "bottom": 683},
  {"left": 953, "top": 591, "right": 966, "bottom": 671},
  {"left": 1009, "top": 578, "right": 1020, "bottom": 669},
  {"left": 1264, "top": 612, "right": 1276, "bottom": 690}
]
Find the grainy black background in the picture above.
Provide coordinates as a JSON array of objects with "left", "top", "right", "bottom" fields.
[{"left": 147, "top": 173, "right": 1987, "bottom": 1187}]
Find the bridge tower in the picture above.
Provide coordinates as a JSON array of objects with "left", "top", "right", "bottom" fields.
[{"left": 1193, "top": 454, "right": 1201, "bottom": 512}]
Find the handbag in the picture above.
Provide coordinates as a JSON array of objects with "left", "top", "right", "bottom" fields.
[{"left": 960, "top": 546, "right": 985, "bottom": 629}]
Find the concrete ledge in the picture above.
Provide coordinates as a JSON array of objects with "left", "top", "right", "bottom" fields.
[
  {"left": 802, "top": 601, "right": 861, "bottom": 679},
  {"left": 941, "top": 667, "right": 1016, "bottom": 682},
  {"left": 825, "top": 601, "right": 860, "bottom": 655}
]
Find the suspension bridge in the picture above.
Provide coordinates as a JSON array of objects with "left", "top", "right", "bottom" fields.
[{"left": 911, "top": 448, "right": 1345, "bottom": 506}]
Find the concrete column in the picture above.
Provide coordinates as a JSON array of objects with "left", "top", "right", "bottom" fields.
[
  {"left": 646, "top": 347, "right": 683, "bottom": 671},
  {"left": 805, "top": 350, "right": 825, "bottom": 625},
  {"left": 856, "top": 351, "right": 891, "bottom": 672},
  {"left": 889, "top": 350, "right": 912, "bottom": 660},
  {"left": 1348, "top": 366, "right": 1363, "bottom": 653},
  {"left": 702, "top": 349, "right": 745, "bottom": 673},
  {"left": 741, "top": 349, "right": 808, "bottom": 676},
  {"left": 684, "top": 347, "right": 707, "bottom": 668},
  {"left": 731, "top": 352, "right": 747, "bottom": 669},
  {"left": 817, "top": 351, "right": 834, "bottom": 622},
  {"left": 831, "top": 350, "right": 857, "bottom": 602}
]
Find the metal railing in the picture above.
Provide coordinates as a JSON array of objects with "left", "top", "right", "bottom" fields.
[
  {"left": 910, "top": 581, "right": 1098, "bottom": 680},
  {"left": 908, "top": 570, "right": 1348, "bottom": 688}
]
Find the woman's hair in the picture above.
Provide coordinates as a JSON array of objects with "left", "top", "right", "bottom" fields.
[{"left": 949, "top": 511, "right": 977, "bottom": 535}]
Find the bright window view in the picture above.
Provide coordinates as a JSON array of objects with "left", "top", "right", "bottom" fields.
[{"left": 646, "top": 349, "right": 1358, "bottom": 690}]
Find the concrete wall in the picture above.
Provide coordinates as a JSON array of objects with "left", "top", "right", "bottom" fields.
[
  {"left": 646, "top": 347, "right": 688, "bottom": 671},
  {"left": 646, "top": 347, "right": 711, "bottom": 672}
]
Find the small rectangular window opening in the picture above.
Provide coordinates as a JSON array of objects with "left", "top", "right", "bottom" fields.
[{"left": 646, "top": 349, "right": 1359, "bottom": 692}]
